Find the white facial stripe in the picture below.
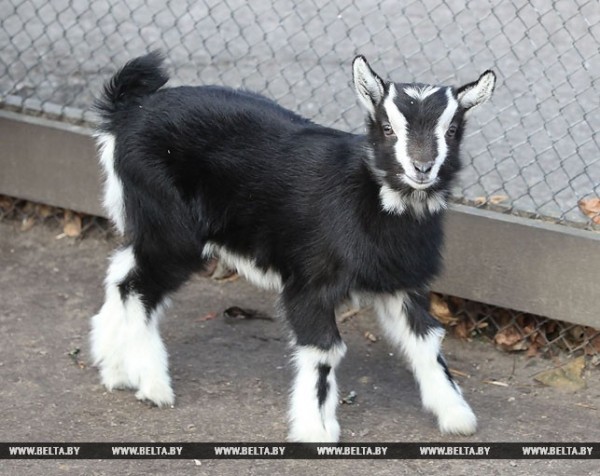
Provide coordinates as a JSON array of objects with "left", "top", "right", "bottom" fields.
[
  {"left": 383, "top": 84, "right": 414, "bottom": 176},
  {"left": 404, "top": 85, "right": 440, "bottom": 101},
  {"left": 430, "top": 88, "right": 458, "bottom": 180}
]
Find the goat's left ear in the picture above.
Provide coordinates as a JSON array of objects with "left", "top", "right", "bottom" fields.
[
  {"left": 353, "top": 55, "right": 385, "bottom": 118},
  {"left": 457, "top": 70, "right": 496, "bottom": 111}
]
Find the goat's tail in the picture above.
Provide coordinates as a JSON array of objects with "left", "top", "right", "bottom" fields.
[{"left": 95, "top": 50, "right": 168, "bottom": 128}]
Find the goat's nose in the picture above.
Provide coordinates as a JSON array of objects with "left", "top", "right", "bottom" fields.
[{"left": 414, "top": 161, "right": 434, "bottom": 174}]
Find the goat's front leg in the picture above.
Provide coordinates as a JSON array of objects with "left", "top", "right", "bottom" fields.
[
  {"left": 374, "top": 290, "right": 477, "bottom": 435},
  {"left": 283, "top": 288, "right": 346, "bottom": 442}
]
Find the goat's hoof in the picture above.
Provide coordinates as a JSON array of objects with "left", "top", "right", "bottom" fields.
[
  {"left": 288, "top": 421, "right": 340, "bottom": 443},
  {"left": 99, "top": 365, "right": 136, "bottom": 391},
  {"left": 135, "top": 382, "right": 175, "bottom": 407},
  {"left": 438, "top": 403, "right": 477, "bottom": 435}
]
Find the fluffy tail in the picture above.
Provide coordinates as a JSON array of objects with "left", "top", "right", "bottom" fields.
[{"left": 95, "top": 51, "right": 168, "bottom": 129}]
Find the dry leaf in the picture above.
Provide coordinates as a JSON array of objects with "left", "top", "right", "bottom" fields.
[
  {"left": 494, "top": 326, "right": 528, "bottom": 351},
  {"left": 364, "top": 331, "right": 377, "bottom": 343},
  {"left": 35, "top": 203, "right": 54, "bottom": 218},
  {"left": 526, "top": 341, "right": 540, "bottom": 358},
  {"left": 20, "top": 216, "right": 36, "bottom": 232},
  {"left": 489, "top": 194, "right": 509, "bottom": 205},
  {"left": 196, "top": 312, "right": 217, "bottom": 322},
  {"left": 585, "top": 334, "right": 600, "bottom": 356},
  {"left": 430, "top": 294, "right": 458, "bottom": 326},
  {"left": 578, "top": 197, "right": 600, "bottom": 224},
  {"left": 454, "top": 320, "right": 470, "bottom": 339},
  {"left": 473, "top": 196, "right": 487, "bottom": 206},
  {"left": 534, "top": 356, "right": 586, "bottom": 392},
  {"left": 0, "top": 196, "right": 13, "bottom": 211},
  {"left": 63, "top": 210, "right": 82, "bottom": 237}
]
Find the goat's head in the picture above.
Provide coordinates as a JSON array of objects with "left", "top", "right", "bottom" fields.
[{"left": 353, "top": 56, "right": 495, "bottom": 197}]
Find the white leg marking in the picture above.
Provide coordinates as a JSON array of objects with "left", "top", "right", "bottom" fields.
[
  {"left": 90, "top": 247, "right": 174, "bottom": 407},
  {"left": 374, "top": 293, "right": 477, "bottom": 435},
  {"left": 91, "top": 247, "right": 136, "bottom": 390},
  {"left": 96, "top": 133, "right": 126, "bottom": 234},
  {"left": 288, "top": 344, "right": 346, "bottom": 443}
]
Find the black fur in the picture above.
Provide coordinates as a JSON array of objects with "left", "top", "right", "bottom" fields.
[
  {"left": 317, "top": 365, "right": 331, "bottom": 407},
  {"left": 92, "top": 52, "right": 496, "bottom": 439},
  {"left": 95, "top": 52, "right": 474, "bottom": 350}
]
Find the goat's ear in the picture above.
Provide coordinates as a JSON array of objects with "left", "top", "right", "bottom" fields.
[
  {"left": 457, "top": 70, "right": 496, "bottom": 111},
  {"left": 353, "top": 55, "right": 385, "bottom": 117}
]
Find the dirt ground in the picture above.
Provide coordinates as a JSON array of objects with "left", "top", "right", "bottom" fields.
[{"left": 1, "top": 219, "right": 599, "bottom": 476}]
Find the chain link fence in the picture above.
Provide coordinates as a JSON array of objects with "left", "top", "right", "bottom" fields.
[
  {"left": 1, "top": 0, "right": 599, "bottom": 225},
  {"left": 1, "top": 2, "right": 599, "bottom": 358}
]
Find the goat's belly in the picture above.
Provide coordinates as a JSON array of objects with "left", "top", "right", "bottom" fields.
[{"left": 202, "top": 242, "right": 283, "bottom": 292}]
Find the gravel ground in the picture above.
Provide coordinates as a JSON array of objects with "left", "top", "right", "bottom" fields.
[{"left": 1, "top": 219, "right": 600, "bottom": 475}]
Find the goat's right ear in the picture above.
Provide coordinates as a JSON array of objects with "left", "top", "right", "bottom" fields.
[{"left": 353, "top": 56, "right": 385, "bottom": 118}]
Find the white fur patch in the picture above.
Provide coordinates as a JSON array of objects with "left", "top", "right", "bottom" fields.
[
  {"left": 379, "top": 183, "right": 407, "bottom": 215},
  {"left": 430, "top": 88, "right": 458, "bottom": 181},
  {"left": 383, "top": 85, "right": 413, "bottom": 178},
  {"left": 404, "top": 85, "right": 440, "bottom": 101},
  {"left": 202, "top": 242, "right": 283, "bottom": 291},
  {"left": 353, "top": 56, "right": 384, "bottom": 117},
  {"left": 378, "top": 185, "right": 447, "bottom": 217},
  {"left": 96, "top": 133, "right": 126, "bottom": 234},
  {"left": 288, "top": 344, "right": 347, "bottom": 443},
  {"left": 458, "top": 71, "right": 496, "bottom": 111},
  {"left": 373, "top": 292, "right": 477, "bottom": 435},
  {"left": 91, "top": 246, "right": 174, "bottom": 407}
]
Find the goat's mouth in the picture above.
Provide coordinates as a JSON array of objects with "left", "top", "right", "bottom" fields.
[{"left": 401, "top": 173, "right": 436, "bottom": 190}]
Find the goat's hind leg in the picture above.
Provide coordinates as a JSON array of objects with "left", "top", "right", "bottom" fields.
[
  {"left": 91, "top": 244, "right": 197, "bottom": 407},
  {"left": 375, "top": 291, "right": 477, "bottom": 435}
]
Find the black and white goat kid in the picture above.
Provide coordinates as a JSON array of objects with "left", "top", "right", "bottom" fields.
[{"left": 91, "top": 52, "right": 495, "bottom": 442}]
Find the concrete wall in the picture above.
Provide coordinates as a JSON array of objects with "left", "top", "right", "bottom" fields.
[{"left": 2, "top": 110, "right": 599, "bottom": 327}]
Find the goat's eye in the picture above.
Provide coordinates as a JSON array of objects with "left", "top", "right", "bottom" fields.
[
  {"left": 446, "top": 124, "right": 458, "bottom": 138},
  {"left": 382, "top": 123, "right": 395, "bottom": 137}
]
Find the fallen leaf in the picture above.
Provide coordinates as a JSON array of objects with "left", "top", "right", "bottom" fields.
[
  {"left": 0, "top": 196, "right": 13, "bottom": 211},
  {"left": 494, "top": 326, "right": 528, "bottom": 351},
  {"left": 20, "top": 216, "right": 36, "bottom": 232},
  {"left": 454, "top": 320, "right": 470, "bottom": 339},
  {"left": 575, "top": 402, "right": 597, "bottom": 411},
  {"left": 364, "top": 331, "right": 378, "bottom": 343},
  {"left": 489, "top": 194, "right": 509, "bottom": 205},
  {"left": 578, "top": 197, "right": 600, "bottom": 224},
  {"left": 35, "top": 203, "right": 54, "bottom": 219},
  {"left": 196, "top": 312, "right": 217, "bottom": 322},
  {"left": 430, "top": 294, "right": 459, "bottom": 326},
  {"left": 585, "top": 334, "right": 600, "bottom": 356},
  {"left": 533, "top": 356, "right": 586, "bottom": 392},
  {"left": 473, "top": 196, "right": 487, "bottom": 206},
  {"left": 526, "top": 341, "right": 540, "bottom": 358},
  {"left": 63, "top": 210, "right": 82, "bottom": 237}
]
